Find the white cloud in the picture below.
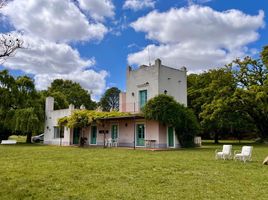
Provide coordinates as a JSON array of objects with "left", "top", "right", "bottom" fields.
[
  {"left": 0, "top": 0, "right": 111, "bottom": 99},
  {"left": 1, "top": 0, "right": 108, "bottom": 42},
  {"left": 34, "top": 70, "right": 108, "bottom": 100},
  {"left": 123, "top": 0, "right": 155, "bottom": 11},
  {"left": 128, "top": 6, "right": 265, "bottom": 72},
  {"left": 78, "top": 0, "right": 115, "bottom": 22},
  {"left": 3, "top": 36, "right": 94, "bottom": 74}
]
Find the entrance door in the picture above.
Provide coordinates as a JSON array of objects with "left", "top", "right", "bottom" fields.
[
  {"left": 90, "top": 126, "right": 97, "bottom": 145},
  {"left": 73, "top": 128, "right": 80, "bottom": 145},
  {"left": 168, "top": 127, "right": 174, "bottom": 147},
  {"left": 136, "top": 124, "right": 145, "bottom": 146},
  {"left": 111, "top": 125, "right": 118, "bottom": 139}
]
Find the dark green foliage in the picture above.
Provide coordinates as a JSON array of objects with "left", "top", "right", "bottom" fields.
[
  {"left": 261, "top": 45, "right": 268, "bottom": 68},
  {"left": 0, "top": 70, "right": 44, "bottom": 142},
  {"left": 143, "top": 94, "right": 200, "bottom": 147},
  {"left": 99, "top": 87, "right": 120, "bottom": 111},
  {"left": 47, "top": 79, "right": 96, "bottom": 110},
  {"left": 189, "top": 49, "right": 268, "bottom": 143}
]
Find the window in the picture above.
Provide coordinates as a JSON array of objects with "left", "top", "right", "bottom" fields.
[
  {"left": 139, "top": 90, "right": 147, "bottom": 109},
  {"left": 54, "top": 126, "right": 64, "bottom": 138}
]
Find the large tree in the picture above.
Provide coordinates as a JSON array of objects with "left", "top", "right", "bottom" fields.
[
  {"left": 99, "top": 87, "right": 120, "bottom": 111},
  {"left": 0, "top": 70, "right": 44, "bottom": 142},
  {"left": 143, "top": 94, "right": 200, "bottom": 147},
  {"left": 47, "top": 79, "right": 96, "bottom": 110}
]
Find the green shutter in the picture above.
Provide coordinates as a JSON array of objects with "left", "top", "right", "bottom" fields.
[
  {"left": 91, "top": 126, "right": 97, "bottom": 144},
  {"left": 111, "top": 125, "right": 118, "bottom": 139}
]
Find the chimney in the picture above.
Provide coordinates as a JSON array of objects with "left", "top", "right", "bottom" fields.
[
  {"left": 155, "top": 58, "right": 161, "bottom": 68},
  {"left": 45, "top": 97, "right": 54, "bottom": 113},
  {"left": 127, "top": 65, "right": 132, "bottom": 77}
]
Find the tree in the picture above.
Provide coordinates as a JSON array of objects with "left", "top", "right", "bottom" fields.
[
  {"left": 47, "top": 79, "right": 96, "bottom": 110},
  {"left": 0, "top": 1, "right": 23, "bottom": 62},
  {"left": 8, "top": 106, "right": 44, "bottom": 143},
  {"left": 226, "top": 56, "right": 267, "bottom": 89},
  {"left": 0, "top": 70, "right": 44, "bottom": 142},
  {"left": 261, "top": 45, "right": 268, "bottom": 68},
  {"left": 0, "top": 33, "right": 23, "bottom": 62},
  {"left": 226, "top": 55, "right": 268, "bottom": 141},
  {"left": 143, "top": 94, "right": 200, "bottom": 147},
  {"left": 99, "top": 87, "right": 120, "bottom": 111}
]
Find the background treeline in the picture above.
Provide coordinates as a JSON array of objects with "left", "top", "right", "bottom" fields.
[
  {"left": 0, "top": 46, "right": 267, "bottom": 143},
  {"left": 188, "top": 46, "right": 268, "bottom": 143}
]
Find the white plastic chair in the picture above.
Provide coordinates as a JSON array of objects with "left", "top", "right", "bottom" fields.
[
  {"left": 234, "top": 146, "right": 253, "bottom": 163},
  {"left": 112, "top": 138, "right": 119, "bottom": 147},
  {"left": 215, "top": 145, "right": 232, "bottom": 160},
  {"left": 106, "top": 138, "right": 112, "bottom": 147}
]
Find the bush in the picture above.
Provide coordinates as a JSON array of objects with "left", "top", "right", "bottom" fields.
[{"left": 143, "top": 94, "right": 200, "bottom": 147}]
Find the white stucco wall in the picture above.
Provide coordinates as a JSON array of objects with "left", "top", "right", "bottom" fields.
[
  {"left": 124, "top": 59, "right": 187, "bottom": 113},
  {"left": 159, "top": 65, "right": 187, "bottom": 106},
  {"left": 126, "top": 63, "right": 159, "bottom": 112},
  {"left": 44, "top": 97, "right": 74, "bottom": 146}
]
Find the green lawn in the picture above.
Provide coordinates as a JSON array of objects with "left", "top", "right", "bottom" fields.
[{"left": 0, "top": 142, "right": 267, "bottom": 200}]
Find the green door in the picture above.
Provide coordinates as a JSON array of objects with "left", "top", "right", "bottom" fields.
[
  {"left": 91, "top": 126, "right": 97, "bottom": 144},
  {"left": 73, "top": 128, "right": 80, "bottom": 145},
  {"left": 136, "top": 124, "right": 145, "bottom": 146},
  {"left": 111, "top": 125, "right": 118, "bottom": 139},
  {"left": 168, "top": 127, "right": 174, "bottom": 147}
]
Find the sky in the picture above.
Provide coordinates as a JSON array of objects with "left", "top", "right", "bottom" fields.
[{"left": 0, "top": 0, "right": 267, "bottom": 100}]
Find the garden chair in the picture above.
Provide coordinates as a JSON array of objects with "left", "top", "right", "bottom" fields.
[
  {"left": 105, "top": 138, "right": 113, "bottom": 147},
  {"left": 112, "top": 138, "right": 119, "bottom": 147},
  {"left": 234, "top": 146, "right": 253, "bottom": 163},
  {"left": 215, "top": 145, "right": 232, "bottom": 160}
]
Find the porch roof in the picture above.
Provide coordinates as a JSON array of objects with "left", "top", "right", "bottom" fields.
[{"left": 98, "top": 113, "right": 144, "bottom": 120}]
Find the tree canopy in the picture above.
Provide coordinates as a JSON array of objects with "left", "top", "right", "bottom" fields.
[
  {"left": 46, "top": 79, "right": 96, "bottom": 110},
  {"left": 188, "top": 48, "right": 268, "bottom": 143},
  {"left": 99, "top": 87, "right": 120, "bottom": 111},
  {"left": 143, "top": 94, "right": 200, "bottom": 147},
  {"left": 0, "top": 70, "right": 44, "bottom": 142}
]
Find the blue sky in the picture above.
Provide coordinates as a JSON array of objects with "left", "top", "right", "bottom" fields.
[{"left": 0, "top": 0, "right": 267, "bottom": 100}]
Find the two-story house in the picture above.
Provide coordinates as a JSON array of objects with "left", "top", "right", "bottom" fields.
[{"left": 44, "top": 59, "right": 187, "bottom": 148}]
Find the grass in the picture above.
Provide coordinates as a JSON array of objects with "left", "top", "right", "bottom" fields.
[{"left": 0, "top": 142, "right": 267, "bottom": 200}]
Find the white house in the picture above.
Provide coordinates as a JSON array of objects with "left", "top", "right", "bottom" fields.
[{"left": 44, "top": 59, "right": 187, "bottom": 148}]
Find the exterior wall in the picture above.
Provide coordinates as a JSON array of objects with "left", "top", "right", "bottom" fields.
[
  {"left": 159, "top": 65, "right": 187, "bottom": 106},
  {"left": 124, "top": 59, "right": 187, "bottom": 113},
  {"left": 158, "top": 123, "right": 168, "bottom": 148},
  {"left": 44, "top": 97, "right": 74, "bottom": 146},
  {"left": 119, "top": 92, "right": 126, "bottom": 112},
  {"left": 125, "top": 63, "right": 159, "bottom": 113},
  {"left": 158, "top": 124, "right": 180, "bottom": 148}
]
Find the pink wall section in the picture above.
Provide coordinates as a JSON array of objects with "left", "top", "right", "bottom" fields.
[
  {"left": 159, "top": 123, "right": 167, "bottom": 148},
  {"left": 68, "top": 119, "right": 177, "bottom": 148}
]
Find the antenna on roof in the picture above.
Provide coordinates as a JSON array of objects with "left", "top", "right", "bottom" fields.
[{"left": 147, "top": 46, "right": 151, "bottom": 66}]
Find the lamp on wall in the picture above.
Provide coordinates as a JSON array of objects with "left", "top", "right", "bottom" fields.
[
  {"left": 164, "top": 90, "right": 167, "bottom": 94},
  {"left": 132, "top": 92, "right": 135, "bottom": 96}
]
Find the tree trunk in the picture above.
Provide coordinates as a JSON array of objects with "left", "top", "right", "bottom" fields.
[
  {"left": 214, "top": 131, "right": 219, "bottom": 144},
  {"left": 26, "top": 132, "right": 32, "bottom": 143}
]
